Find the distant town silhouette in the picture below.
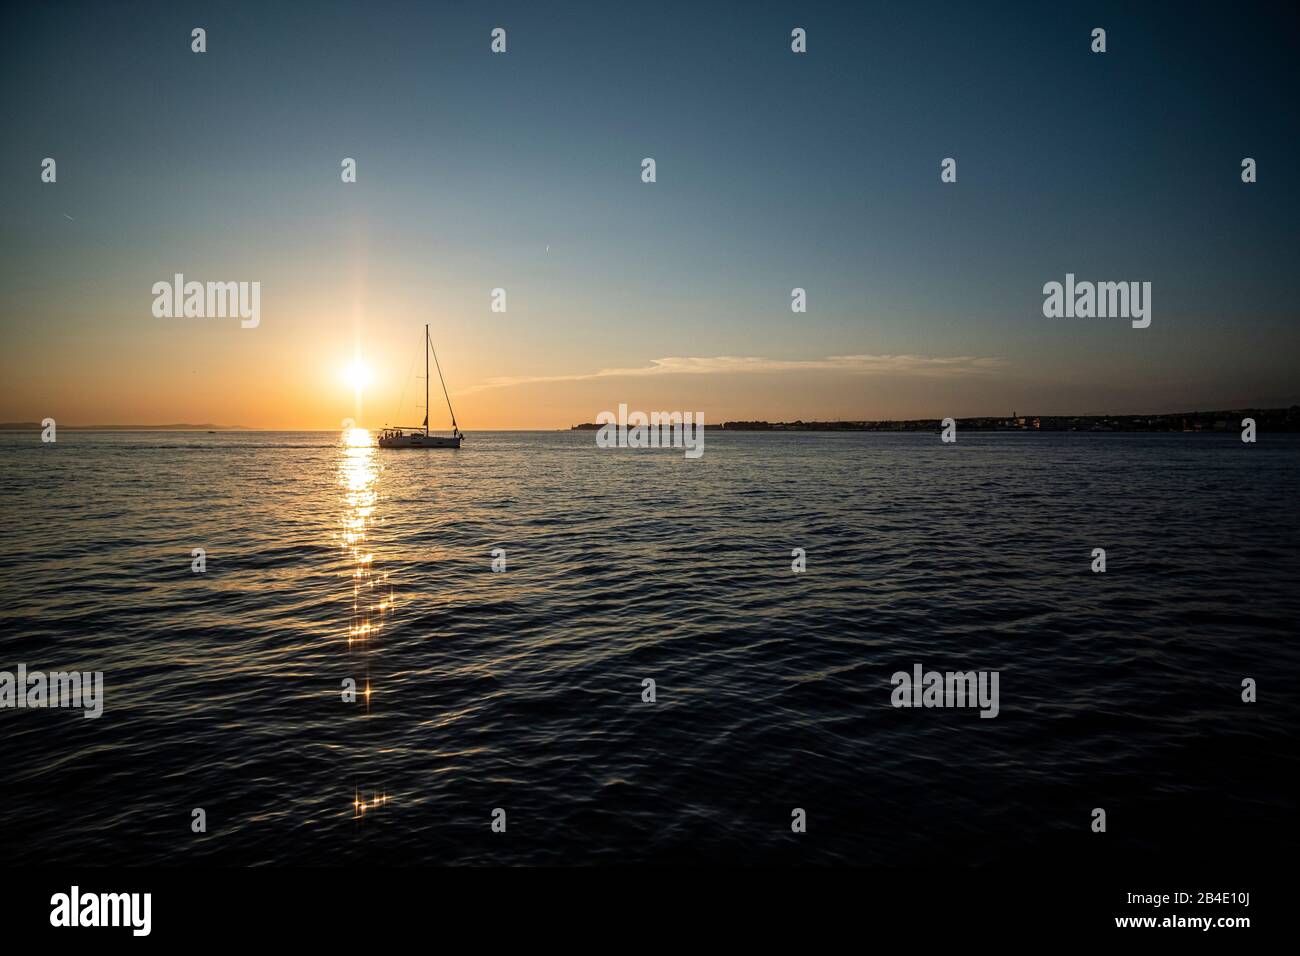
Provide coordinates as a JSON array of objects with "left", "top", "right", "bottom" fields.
[{"left": 574, "top": 406, "right": 1300, "bottom": 432}]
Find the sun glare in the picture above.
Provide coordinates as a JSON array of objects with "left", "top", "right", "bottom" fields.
[{"left": 343, "top": 359, "right": 372, "bottom": 392}]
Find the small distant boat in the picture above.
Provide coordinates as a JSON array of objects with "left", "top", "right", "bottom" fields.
[{"left": 378, "top": 324, "right": 463, "bottom": 449}]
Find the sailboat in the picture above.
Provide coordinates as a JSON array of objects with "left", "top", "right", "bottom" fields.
[{"left": 377, "top": 325, "right": 463, "bottom": 448}]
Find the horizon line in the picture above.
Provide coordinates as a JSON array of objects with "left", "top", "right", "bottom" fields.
[{"left": 4, "top": 402, "right": 1298, "bottom": 433}]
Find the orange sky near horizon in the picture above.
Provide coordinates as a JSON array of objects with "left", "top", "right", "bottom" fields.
[
  {"left": 1, "top": 320, "right": 1284, "bottom": 430},
  {"left": 2, "top": 261, "right": 1293, "bottom": 429}
]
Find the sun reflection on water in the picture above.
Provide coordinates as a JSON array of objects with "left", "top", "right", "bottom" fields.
[
  {"left": 337, "top": 429, "right": 394, "bottom": 655},
  {"left": 338, "top": 428, "right": 392, "bottom": 818},
  {"left": 353, "top": 788, "right": 390, "bottom": 820}
]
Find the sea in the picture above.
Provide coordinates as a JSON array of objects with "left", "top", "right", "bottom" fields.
[{"left": 1, "top": 429, "right": 1296, "bottom": 865}]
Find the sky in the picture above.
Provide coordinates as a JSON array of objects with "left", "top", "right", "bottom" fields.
[{"left": 1, "top": 0, "right": 1297, "bottom": 429}]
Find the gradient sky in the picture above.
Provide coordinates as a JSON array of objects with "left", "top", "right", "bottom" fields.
[{"left": 2, "top": 0, "right": 1297, "bottom": 428}]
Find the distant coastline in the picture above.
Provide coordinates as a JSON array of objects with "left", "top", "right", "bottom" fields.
[{"left": 572, "top": 406, "right": 1300, "bottom": 433}]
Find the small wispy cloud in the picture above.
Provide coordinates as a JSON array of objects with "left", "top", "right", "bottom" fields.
[{"left": 460, "top": 353, "right": 1005, "bottom": 393}]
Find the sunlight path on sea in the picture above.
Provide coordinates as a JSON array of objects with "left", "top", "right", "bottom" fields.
[{"left": 336, "top": 428, "right": 391, "bottom": 818}]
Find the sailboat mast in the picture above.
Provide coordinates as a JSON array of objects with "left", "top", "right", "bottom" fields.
[
  {"left": 430, "top": 335, "right": 459, "bottom": 436},
  {"left": 424, "top": 324, "right": 429, "bottom": 436}
]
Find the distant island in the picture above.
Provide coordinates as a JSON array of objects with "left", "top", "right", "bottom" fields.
[
  {"left": 573, "top": 406, "right": 1300, "bottom": 433},
  {"left": 0, "top": 423, "right": 248, "bottom": 431}
]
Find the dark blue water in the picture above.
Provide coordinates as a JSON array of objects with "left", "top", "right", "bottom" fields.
[{"left": 1, "top": 429, "right": 1296, "bottom": 864}]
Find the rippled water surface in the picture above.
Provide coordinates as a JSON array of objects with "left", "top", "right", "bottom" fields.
[{"left": 1, "top": 429, "right": 1297, "bottom": 864}]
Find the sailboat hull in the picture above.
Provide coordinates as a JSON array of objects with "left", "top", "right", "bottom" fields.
[{"left": 377, "top": 434, "right": 461, "bottom": 449}]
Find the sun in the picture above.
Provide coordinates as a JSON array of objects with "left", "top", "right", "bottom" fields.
[{"left": 343, "top": 359, "right": 372, "bottom": 392}]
